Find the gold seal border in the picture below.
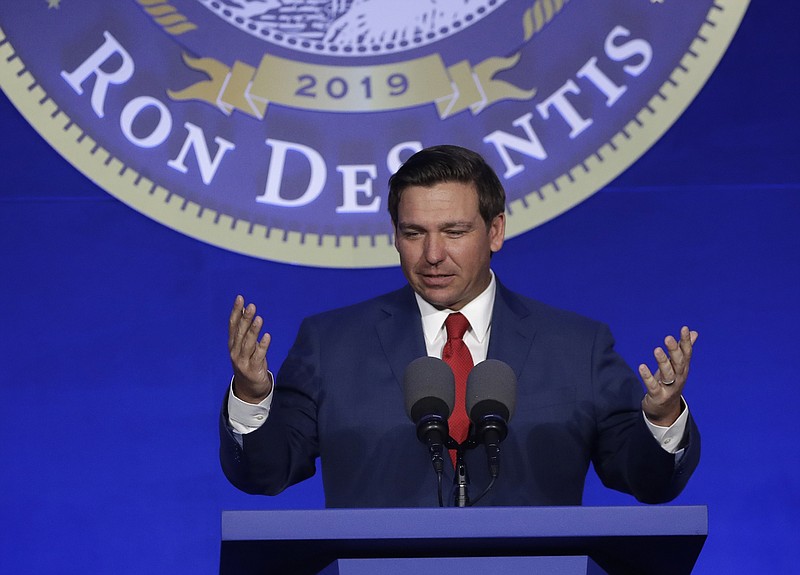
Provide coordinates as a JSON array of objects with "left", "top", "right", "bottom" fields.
[{"left": 0, "top": 0, "right": 749, "bottom": 268}]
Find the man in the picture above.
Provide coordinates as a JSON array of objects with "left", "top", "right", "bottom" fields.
[{"left": 220, "top": 145, "right": 699, "bottom": 507}]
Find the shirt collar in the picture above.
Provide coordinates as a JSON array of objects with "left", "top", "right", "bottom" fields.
[{"left": 414, "top": 271, "right": 496, "bottom": 345}]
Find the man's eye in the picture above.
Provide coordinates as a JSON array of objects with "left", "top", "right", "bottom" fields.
[{"left": 446, "top": 230, "right": 466, "bottom": 238}]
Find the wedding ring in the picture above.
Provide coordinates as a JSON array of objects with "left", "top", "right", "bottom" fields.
[{"left": 661, "top": 378, "right": 676, "bottom": 386}]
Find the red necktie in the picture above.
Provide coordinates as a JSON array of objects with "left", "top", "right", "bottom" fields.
[{"left": 442, "top": 312, "right": 473, "bottom": 466}]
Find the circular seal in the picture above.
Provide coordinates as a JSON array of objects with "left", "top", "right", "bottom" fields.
[
  {"left": 0, "top": 0, "right": 749, "bottom": 267},
  {"left": 196, "top": 0, "right": 509, "bottom": 56}
]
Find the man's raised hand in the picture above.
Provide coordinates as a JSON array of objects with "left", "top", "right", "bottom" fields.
[
  {"left": 228, "top": 295, "right": 273, "bottom": 403},
  {"left": 639, "top": 326, "right": 698, "bottom": 427}
]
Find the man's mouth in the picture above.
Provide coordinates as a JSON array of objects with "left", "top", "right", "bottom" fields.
[{"left": 419, "top": 273, "right": 455, "bottom": 287}]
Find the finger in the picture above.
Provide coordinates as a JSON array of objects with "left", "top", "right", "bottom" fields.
[
  {"left": 233, "top": 303, "right": 257, "bottom": 351},
  {"left": 250, "top": 332, "right": 272, "bottom": 367},
  {"left": 639, "top": 363, "right": 659, "bottom": 394},
  {"left": 240, "top": 313, "right": 263, "bottom": 360},
  {"left": 653, "top": 346, "right": 676, "bottom": 383},
  {"left": 664, "top": 335, "right": 687, "bottom": 376},
  {"left": 230, "top": 303, "right": 256, "bottom": 358},
  {"left": 231, "top": 301, "right": 250, "bottom": 345},
  {"left": 228, "top": 295, "right": 245, "bottom": 350},
  {"left": 678, "top": 326, "right": 697, "bottom": 360}
]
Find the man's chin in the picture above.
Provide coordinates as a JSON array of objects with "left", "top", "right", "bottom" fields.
[{"left": 416, "top": 287, "right": 459, "bottom": 310}]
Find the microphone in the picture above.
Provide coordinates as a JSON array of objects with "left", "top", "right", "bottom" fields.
[
  {"left": 466, "top": 359, "right": 517, "bottom": 479},
  {"left": 403, "top": 357, "right": 455, "bottom": 476}
]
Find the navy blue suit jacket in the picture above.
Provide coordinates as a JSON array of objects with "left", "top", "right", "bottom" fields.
[{"left": 220, "top": 282, "right": 699, "bottom": 507}]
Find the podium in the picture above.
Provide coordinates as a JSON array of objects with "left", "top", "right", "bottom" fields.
[{"left": 220, "top": 506, "right": 707, "bottom": 575}]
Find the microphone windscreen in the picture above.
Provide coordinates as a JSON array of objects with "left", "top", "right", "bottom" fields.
[
  {"left": 403, "top": 356, "right": 455, "bottom": 421},
  {"left": 466, "top": 359, "right": 517, "bottom": 422}
]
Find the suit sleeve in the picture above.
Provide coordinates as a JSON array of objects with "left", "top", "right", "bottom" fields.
[
  {"left": 219, "top": 318, "right": 321, "bottom": 495},
  {"left": 590, "top": 324, "right": 700, "bottom": 504}
]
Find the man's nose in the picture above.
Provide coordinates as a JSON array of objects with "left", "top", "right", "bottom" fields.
[{"left": 424, "top": 235, "right": 445, "bottom": 264}]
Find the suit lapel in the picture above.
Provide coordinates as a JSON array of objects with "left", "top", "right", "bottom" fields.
[
  {"left": 375, "top": 286, "right": 428, "bottom": 389},
  {"left": 487, "top": 281, "right": 537, "bottom": 380},
  {"left": 376, "top": 286, "right": 455, "bottom": 479}
]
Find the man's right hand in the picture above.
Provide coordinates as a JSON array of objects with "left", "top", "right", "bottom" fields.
[{"left": 228, "top": 295, "right": 273, "bottom": 403}]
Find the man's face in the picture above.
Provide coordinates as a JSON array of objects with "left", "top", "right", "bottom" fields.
[{"left": 394, "top": 181, "right": 505, "bottom": 310}]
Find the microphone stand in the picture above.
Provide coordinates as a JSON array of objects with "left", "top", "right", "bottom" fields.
[
  {"left": 451, "top": 429, "right": 500, "bottom": 507},
  {"left": 452, "top": 435, "right": 478, "bottom": 507},
  {"left": 436, "top": 430, "right": 492, "bottom": 507},
  {"left": 453, "top": 446, "right": 469, "bottom": 507}
]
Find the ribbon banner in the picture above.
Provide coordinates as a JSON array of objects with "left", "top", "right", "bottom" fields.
[{"left": 169, "top": 43, "right": 536, "bottom": 119}]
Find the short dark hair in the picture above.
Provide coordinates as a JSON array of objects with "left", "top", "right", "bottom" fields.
[{"left": 388, "top": 145, "right": 506, "bottom": 227}]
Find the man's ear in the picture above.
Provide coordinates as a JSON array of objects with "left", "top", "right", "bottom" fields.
[{"left": 489, "top": 213, "right": 506, "bottom": 253}]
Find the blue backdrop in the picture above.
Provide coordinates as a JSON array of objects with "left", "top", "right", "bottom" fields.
[{"left": 1, "top": 2, "right": 798, "bottom": 573}]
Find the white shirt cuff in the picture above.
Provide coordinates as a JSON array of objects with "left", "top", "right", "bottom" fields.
[
  {"left": 227, "top": 374, "right": 274, "bottom": 434},
  {"left": 643, "top": 399, "right": 690, "bottom": 454}
]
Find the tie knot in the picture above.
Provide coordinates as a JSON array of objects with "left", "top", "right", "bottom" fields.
[{"left": 445, "top": 312, "right": 470, "bottom": 340}]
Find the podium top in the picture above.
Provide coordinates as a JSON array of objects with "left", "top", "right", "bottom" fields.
[{"left": 221, "top": 505, "right": 707, "bottom": 575}]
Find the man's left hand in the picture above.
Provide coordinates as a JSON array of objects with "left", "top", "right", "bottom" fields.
[{"left": 639, "top": 326, "right": 698, "bottom": 427}]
